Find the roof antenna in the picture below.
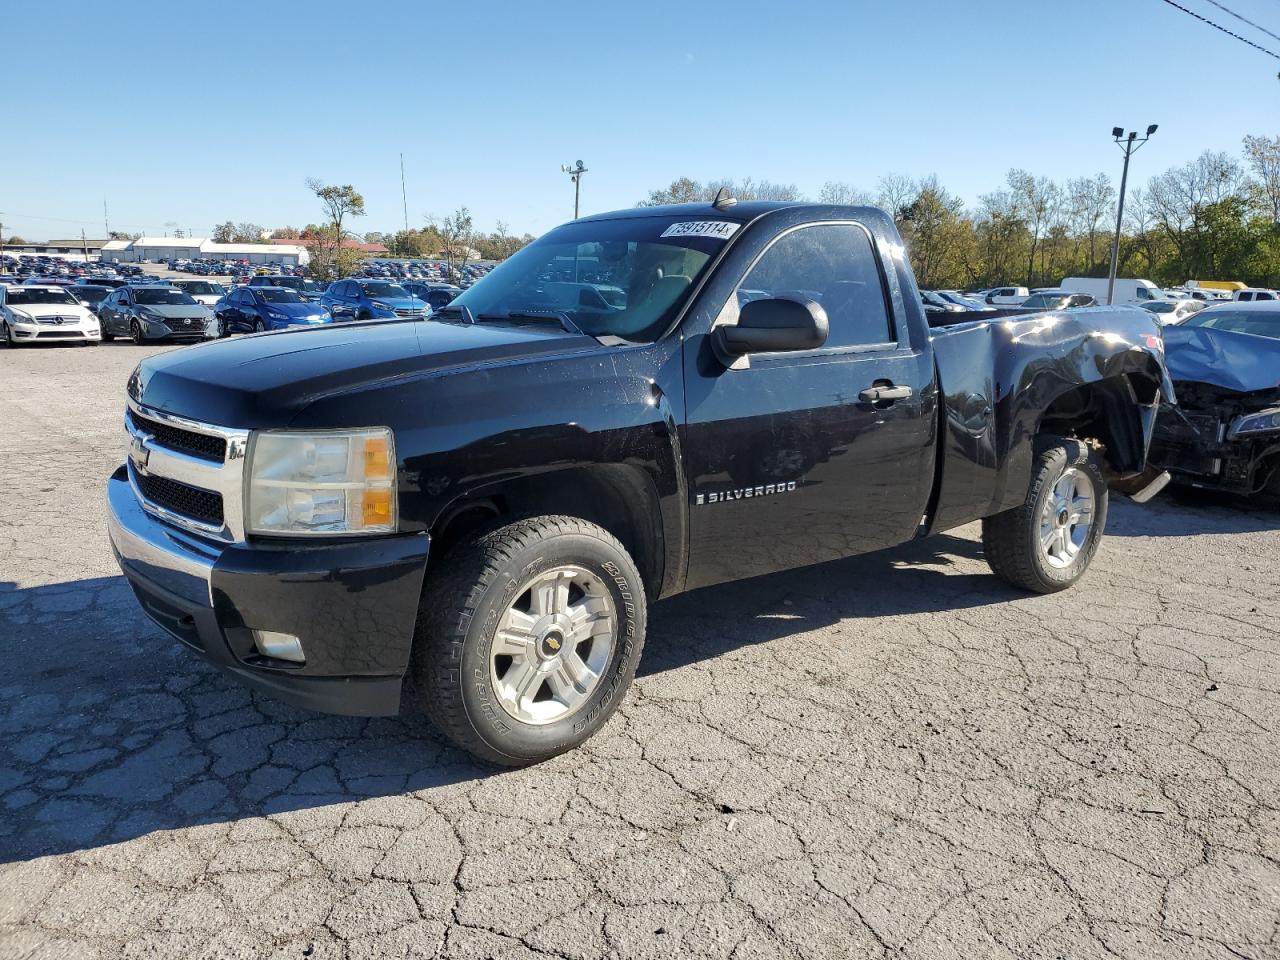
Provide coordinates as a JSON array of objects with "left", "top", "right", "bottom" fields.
[{"left": 712, "top": 186, "right": 737, "bottom": 209}]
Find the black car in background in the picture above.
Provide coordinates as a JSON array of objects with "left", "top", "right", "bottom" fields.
[
  {"left": 402, "top": 281, "right": 463, "bottom": 312},
  {"left": 247, "top": 274, "right": 326, "bottom": 302},
  {"left": 69, "top": 284, "right": 113, "bottom": 311}
]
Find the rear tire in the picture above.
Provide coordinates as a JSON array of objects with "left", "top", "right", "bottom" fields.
[
  {"left": 414, "top": 516, "right": 647, "bottom": 766},
  {"left": 982, "top": 437, "right": 1108, "bottom": 593}
]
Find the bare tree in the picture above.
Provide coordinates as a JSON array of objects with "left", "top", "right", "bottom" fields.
[
  {"left": 1007, "top": 169, "right": 1059, "bottom": 286},
  {"left": 818, "top": 181, "right": 875, "bottom": 205},
  {"left": 876, "top": 174, "right": 917, "bottom": 222},
  {"left": 1243, "top": 134, "right": 1280, "bottom": 222}
]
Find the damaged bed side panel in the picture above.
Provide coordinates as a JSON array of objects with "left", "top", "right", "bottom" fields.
[{"left": 927, "top": 307, "right": 1169, "bottom": 533}]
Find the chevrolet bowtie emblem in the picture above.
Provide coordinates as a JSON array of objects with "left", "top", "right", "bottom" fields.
[
  {"left": 546, "top": 636, "right": 561, "bottom": 651},
  {"left": 130, "top": 433, "right": 152, "bottom": 474}
]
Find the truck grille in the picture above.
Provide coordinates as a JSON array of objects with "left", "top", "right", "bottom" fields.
[
  {"left": 125, "top": 401, "right": 249, "bottom": 542},
  {"left": 128, "top": 409, "right": 227, "bottom": 463},
  {"left": 134, "top": 473, "right": 225, "bottom": 527}
]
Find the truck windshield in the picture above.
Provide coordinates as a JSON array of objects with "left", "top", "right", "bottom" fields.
[{"left": 447, "top": 216, "right": 732, "bottom": 342}]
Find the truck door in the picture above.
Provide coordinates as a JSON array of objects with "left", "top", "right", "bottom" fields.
[{"left": 681, "top": 219, "right": 936, "bottom": 589}]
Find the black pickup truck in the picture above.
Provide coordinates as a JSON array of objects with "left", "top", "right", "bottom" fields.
[{"left": 107, "top": 200, "right": 1172, "bottom": 765}]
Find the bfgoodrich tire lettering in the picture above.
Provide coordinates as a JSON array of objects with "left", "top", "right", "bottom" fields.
[
  {"left": 414, "top": 515, "right": 646, "bottom": 765},
  {"left": 982, "top": 436, "right": 1109, "bottom": 594}
]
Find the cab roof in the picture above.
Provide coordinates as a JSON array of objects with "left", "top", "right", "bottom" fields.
[{"left": 575, "top": 200, "right": 890, "bottom": 227}]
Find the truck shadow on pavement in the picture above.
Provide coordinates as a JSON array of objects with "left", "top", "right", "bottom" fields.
[{"left": 0, "top": 530, "right": 1007, "bottom": 864}]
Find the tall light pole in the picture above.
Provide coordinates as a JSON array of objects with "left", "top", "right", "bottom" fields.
[
  {"left": 561, "top": 160, "right": 587, "bottom": 218},
  {"left": 1106, "top": 124, "right": 1157, "bottom": 305}
]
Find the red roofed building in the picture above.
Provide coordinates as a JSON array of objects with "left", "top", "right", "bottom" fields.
[{"left": 272, "top": 237, "right": 389, "bottom": 255}]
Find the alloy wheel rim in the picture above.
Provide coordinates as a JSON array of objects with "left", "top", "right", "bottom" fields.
[
  {"left": 489, "top": 565, "right": 616, "bottom": 726},
  {"left": 1039, "top": 467, "right": 1094, "bottom": 569}
]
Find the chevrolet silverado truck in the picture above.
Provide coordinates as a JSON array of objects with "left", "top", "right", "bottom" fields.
[{"left": 107, "top": 200, "right": 1172, "bottom": 765}]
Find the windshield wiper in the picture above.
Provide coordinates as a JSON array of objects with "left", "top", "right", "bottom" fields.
[{"left": 475, "top": 310, "right": 585, "bottom": 336}]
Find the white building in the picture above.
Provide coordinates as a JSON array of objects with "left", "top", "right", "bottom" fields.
[{"left": 100, "top": 237, "right": 308, "bottom": 268}]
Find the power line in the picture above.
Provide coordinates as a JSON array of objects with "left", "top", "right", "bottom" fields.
[
  {"left": 1200, "top": 0, "right": 1280, "bottom": 44},
  {"left": 1156, "top": 0, "right": 1280, "bottom": 59}
]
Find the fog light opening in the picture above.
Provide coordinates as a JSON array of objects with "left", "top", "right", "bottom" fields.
[{"left": 252, "top": 629, "right": 305, "bottom": 663}]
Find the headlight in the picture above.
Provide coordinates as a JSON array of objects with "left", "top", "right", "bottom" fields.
[
  {"left": 371, "top": 301, "right": 390, "bottom": 310},
  {"left": 1227, "top": 409, "right": 1280, "bottom": 439},
  {"left": 10, "top": 311, "right": 38, "bottom": 325},
  {"left": 246, "top": 428, "right": 396, "bottom": 536}
]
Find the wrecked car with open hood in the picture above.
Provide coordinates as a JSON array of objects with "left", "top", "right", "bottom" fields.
[{"left": 1149, "top": 301, "right": 1280, "bottom": 499}]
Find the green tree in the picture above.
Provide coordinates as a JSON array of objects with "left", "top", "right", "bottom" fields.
[
  {"left": 440, "top": 207, "right": 474, "bottom": 279},
  {"left": 304, "top": 179, "right": 366, "bottom": 280}
]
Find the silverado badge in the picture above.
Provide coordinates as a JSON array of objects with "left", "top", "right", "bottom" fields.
[{"left": 696, "top": 481, "right": 798, "bottom": 505}]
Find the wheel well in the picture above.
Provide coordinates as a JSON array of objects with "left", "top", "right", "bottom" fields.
[
  {"left": 429, "top": 465, "right": 665, "bottom": 599},
  {"left": 1037, "top": 372, "right": 1160, "bottom": 475}
]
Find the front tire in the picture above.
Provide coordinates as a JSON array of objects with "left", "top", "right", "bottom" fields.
[
  {"left": 130, "top": 319, "right": 145, "bottom": 345},
  {"left": 414, "top": 516, "right": 647, "bottom": 765},
  {"left": 1, "top": 321, "right": 13, "bottom": 347},
  {"left": 982, "top": 437, "right": 1108, "bottom": 593}
]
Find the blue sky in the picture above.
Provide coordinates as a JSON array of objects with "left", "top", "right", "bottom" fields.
[{"left": 3, "top": 0, "right": 1278, "bottom": 241}]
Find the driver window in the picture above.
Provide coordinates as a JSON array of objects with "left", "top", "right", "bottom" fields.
[{"left": 736, "top": 223, "right": 893, "bottom": 349}]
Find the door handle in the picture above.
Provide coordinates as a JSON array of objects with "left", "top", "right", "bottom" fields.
[{"left": 859, "top": 384, "right": 913, "bottom": 403}]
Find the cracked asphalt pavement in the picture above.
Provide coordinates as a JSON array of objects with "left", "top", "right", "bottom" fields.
[{"left": 2, "top": 342, "right": 1279, "bottom": 960}]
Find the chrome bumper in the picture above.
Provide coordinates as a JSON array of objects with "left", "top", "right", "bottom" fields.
[{"left": 107, "top": 468, "right": 220, "bottom": 607}]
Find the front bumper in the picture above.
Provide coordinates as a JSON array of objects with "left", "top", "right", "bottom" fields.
[
  {"left": 1149, "top": 408, "right": 1280, "bottom": 495},
  {"left": 11, "top": 323, "right": 100, "bottom": 342},
  {"left": 106, "top": 467, "right": 430, "bottom": 716}
]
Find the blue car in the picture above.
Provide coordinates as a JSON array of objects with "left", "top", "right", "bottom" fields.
[
  {"left": 321, "top": 279, "right": 428, "bottom": 321},
  {"left": 214, "top": 286, "right": 333, "bottom": 335}
]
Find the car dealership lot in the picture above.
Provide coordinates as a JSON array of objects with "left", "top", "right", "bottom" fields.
[{"left": 1, "top": 343, "right": 1279, "bottom": 960}]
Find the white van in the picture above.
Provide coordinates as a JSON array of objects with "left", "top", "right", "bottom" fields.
[
  {"left": 1060, "top": 277, "right": 1164, "bottom": 305},
  {"left": 1232, "top": 288, "right": 1278, "bottom": 302},
  {"left": 983, "top": 286, "right": 1029, "bottom": 305}
]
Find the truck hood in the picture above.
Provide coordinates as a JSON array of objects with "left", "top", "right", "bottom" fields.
[
  {"left": 1164, "top": 326, "right": 1280, "bottom": 395},
  {"left": 129, "top": 318, "right": 599, "bottom": 427}
]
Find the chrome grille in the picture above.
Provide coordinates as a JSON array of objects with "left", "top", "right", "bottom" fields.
[
  {"left": 134, "top": 473, "right": 224, "bottom": 526},
  {"left": 128, "top": 409, "right": 227, "bottom": 462},
  {"left": 393, "top": 307, "right": 425, "bottom": 318},
  {"left": 124, "top": 399, "right": 249, "bottom": 542}
]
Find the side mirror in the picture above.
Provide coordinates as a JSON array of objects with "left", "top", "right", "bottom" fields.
[{"left": 712, "top": 296, "right": 828, "bottom": 362}]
